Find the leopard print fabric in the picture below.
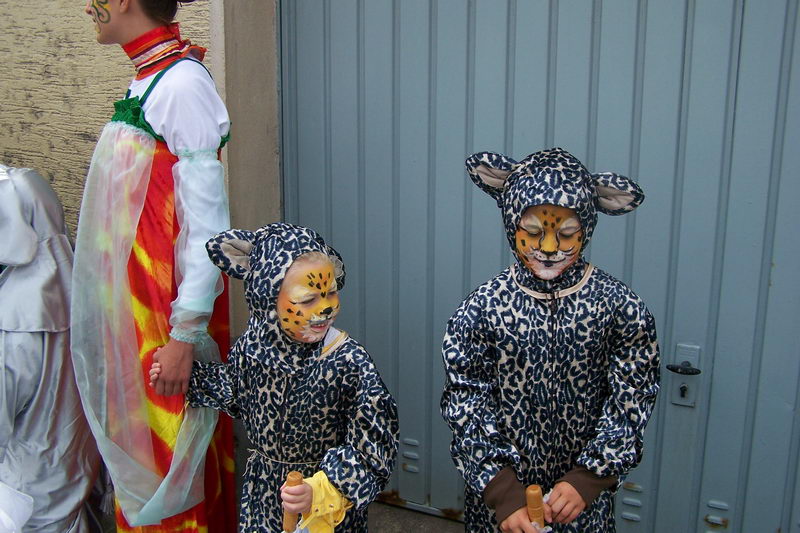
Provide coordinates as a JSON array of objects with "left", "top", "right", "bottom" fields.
[
  {"left": 441, "top": 148, "right": 659, "bottom": 532},
  {"left": 190, "top": 223, "right": 398, "bottom": 532}
]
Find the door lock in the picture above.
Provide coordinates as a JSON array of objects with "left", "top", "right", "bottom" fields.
[{"left": 666, "top": 360, "right": 702, "bottom": 375}]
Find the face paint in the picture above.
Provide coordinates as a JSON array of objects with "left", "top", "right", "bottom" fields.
[
  {"left": 277, "top": 256, "right": 340, "bottom": 343},
  {"left": 515, "top": 204, "right": 583, "bottom": 280},
  {"left": 87, "top": 0, "right": 110, "bottom": 22},
  {"left": 85, "top": 0, "right": 112, "bottom": 42}
]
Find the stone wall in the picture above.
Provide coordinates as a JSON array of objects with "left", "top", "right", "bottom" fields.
[{"left": 0, "top": 0, "right": 212, "bottom": 233}]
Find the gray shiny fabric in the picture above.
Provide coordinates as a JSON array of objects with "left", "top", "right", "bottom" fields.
[
  {"left": 0, "top": 165, "right": 71, "bottom": 332},
  {"left": 0, "top": 165, "right": 100, "bottom": 533}
]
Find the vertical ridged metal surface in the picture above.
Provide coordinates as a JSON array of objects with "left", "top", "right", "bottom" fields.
[{"left": 280, "top": 1, "right": 800, "bottom": 528}]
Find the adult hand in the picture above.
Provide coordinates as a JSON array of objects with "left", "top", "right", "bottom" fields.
[
  {"left": 499, "top": 507, "right": 541, "bottom": 533},
  {"left": 152, "top": 338, "right": 194, "bottom": 396},
  {"left": 544, "top": 481, "right": 585, "bottom": 525},
  {"left": 280, "top": 480, "right": 313, "bottom": 515}
]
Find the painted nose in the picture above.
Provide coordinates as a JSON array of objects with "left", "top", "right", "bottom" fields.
[
  {"left": 321, "top": 307, "right": 333, "bottom": 315},
  {"left": 539, "top": 231, "right": 559, "bottom": 253}
]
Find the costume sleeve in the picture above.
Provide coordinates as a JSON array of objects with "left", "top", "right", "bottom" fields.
[
  {"left": 440, "top": 294, "right": 522, "bottom": 496},
  {"left": 143, "top": 60, "right": 231, "bottom": 336},
  {"left": 170, "top": 153, "right": 229, "bottom": 335},
  {"left": 318, "top": 351, "right": 398, "bottom": 510},
  {"left": 577, "top": 296, "right": 660, "bottom": 478},
  {"left": 186, "top": 348, "right": 241, "bottom": 419}
]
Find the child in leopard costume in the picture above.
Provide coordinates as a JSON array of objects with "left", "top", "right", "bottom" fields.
[
  {"left": 441, "top": 148, "right": 660, "bottom": 532},
  {"left": 152, "top": 223, "right": 398, "bottom": 532}
]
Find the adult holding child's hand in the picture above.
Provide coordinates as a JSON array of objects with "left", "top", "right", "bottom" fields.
[{"left": 71, "top": 0, "right": 235, "bottom": 529}]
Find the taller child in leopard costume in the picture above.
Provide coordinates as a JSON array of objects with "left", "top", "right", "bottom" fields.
[{"left": 441, "top": 148, "right": 660, "bottom": 533}]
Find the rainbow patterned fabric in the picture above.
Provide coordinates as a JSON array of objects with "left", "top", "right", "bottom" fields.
[{"left": 114, "top": 142, "right": 236, "bottom": 533}]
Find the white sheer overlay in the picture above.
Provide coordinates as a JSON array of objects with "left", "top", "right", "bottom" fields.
[{"left": 71, "top": 121, "right": 219, "bottom": 526}]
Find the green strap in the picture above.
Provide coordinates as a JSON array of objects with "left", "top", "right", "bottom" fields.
[
  {"left": 139, "top": 58, "right": 188, "bottom": 106},
  {"left": 125, "top": 57, "right": 214, "bottom": 102},
  {"left": 118, "top": 58, "right": 227, "bottom": 147}
]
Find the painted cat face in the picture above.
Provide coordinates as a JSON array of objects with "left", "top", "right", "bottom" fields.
[
  {"left": 277, "top": 255, "right": 340, "bottom": 343},
  {"left": 515, "top": 204, "right": 583, "bottom": 280}
]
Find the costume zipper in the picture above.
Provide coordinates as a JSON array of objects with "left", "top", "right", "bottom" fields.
[
  {"left": 546, "top": 290, "right": 560, "bottom": 478},
  {"left": 278, "top": 375, "right": 290, "bottom": 463}
]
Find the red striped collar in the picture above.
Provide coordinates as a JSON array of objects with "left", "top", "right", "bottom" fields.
[{"left": 122, "top": 24, "right": 206, "bottom": 80}]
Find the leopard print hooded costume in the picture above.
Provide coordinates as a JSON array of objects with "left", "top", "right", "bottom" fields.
[
  {"left": 188, "top": 223, "right": 398, "bottom": 532},
  {"left": 441, "top": 148, "right": 660, "bottom": 532}
]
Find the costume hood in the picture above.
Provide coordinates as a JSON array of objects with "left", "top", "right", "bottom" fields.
[
  {"left": 206, "top": 222, "right": 345, "bottom": 373},
  {"left": 0, "top": 165, "right": 72, "bottom": 331},
  {"left": 466, "top": 147, "right": 644, "bottom": 289}
]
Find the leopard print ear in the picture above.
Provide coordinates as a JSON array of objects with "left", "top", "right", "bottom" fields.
[
  {"left": 591, "top": 172, "right": 645, "bottom": 215},
  {"left": 466, "top": 151, "right": 518, "bottom": 205},
  {"left": 206, "top": 229, "right": 257, "bottom": 279}
]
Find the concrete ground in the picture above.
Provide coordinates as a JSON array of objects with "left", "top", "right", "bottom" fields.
[
  {"left": 89, "top": 494, "right": 465, "bottom": 532},
  {"left": 91, "top": 501, "right": 465, "bottom": 532},
  {"left": 367, "top": 502, "right": 464, "bottom": 533}
]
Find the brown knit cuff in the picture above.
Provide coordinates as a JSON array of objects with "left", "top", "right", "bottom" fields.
[
  {"left": 483, "top": 467, "right": 527, "bottom": 525},
  {"left": 557, "top": 466, "right": 617, "bottom": 506}
]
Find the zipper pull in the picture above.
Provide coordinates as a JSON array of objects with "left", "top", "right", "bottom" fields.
[{"left": 548, "top": 291, "right": 558, "bottom": 314}]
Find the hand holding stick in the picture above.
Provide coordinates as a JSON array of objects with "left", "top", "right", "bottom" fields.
[
  {"left": 283, "top": 471, "right": 304, "bottom": 532},
  {"left": 526, "top": 484, "right": 545, "bottom": 529}
]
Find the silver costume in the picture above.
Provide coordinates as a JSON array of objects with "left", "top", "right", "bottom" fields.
[{"left": 0, "top": 165, "right": 100, "bottom": 532}]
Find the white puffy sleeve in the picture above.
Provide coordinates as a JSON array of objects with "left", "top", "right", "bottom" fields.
[{"left": 141, "top": 60, "right": 231, "bottom": 336}]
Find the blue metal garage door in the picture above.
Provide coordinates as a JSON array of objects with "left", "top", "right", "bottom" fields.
[{"left": 280, "top": 1, "right": 800, "bottom": 531}]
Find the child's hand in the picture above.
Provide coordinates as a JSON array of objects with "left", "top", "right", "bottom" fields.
[
  {"left": 499, "top": 507, "right": 541, "bottom": 533},
  {"left": 281, "top": 480, "right": 313, "bottom": 515},
  {"left": 543, "top": 481, "right": 585, "bottom": 525},
  {"left": 149, "top": 362, "right": 162, "bottom": 388}
]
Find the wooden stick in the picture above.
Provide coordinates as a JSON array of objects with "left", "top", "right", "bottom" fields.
[
  {"left": 283, "top": 471, "right": 304, "bottom": 532},
  {"left": 526, "top": 484, "right": 545, "bottom": 527}
]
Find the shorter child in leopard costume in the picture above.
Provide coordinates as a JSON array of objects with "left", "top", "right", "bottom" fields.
[
  {"left": 151, "top": 223, "right": 398, "bottom": 532},
  {"left": 441, "top": 148, "right": 660, "bottom": 533}
]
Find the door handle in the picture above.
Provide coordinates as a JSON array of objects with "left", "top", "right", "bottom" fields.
[{"left": 666, "top": 360, "right": 702, "bottom": 375}]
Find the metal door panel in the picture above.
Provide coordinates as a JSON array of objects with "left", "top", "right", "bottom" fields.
[
  {"left": 467, "top": 0, "right": 515, "bottom": 288},
  {"left": 739, "top": 3, "right": 800, "bottom": 531},
  {"left": 429, "top": 0, "right": 472, "bottom": 514},
  {"left": 508, "top": 0, "right": 550, "bottom": 154},
  {"left": 280, "top": 1, "right": 800, "bottom": 527},
  {"left": 392, "top": 0, "right": 435, "bottom": 506},
  {"left": 552, "top": 1, "right": 594, "bottom": 157},
  {"left": 359, "top": 0, "right": 401, "bottom": 499},
  {"left": 617, "top": 1, "right": 688, "bottom": 529},
  {"left": 695, "top": 2, "right": 793, "bottom": 532},
  {"left": 776, "top": 9, "right": 800, "bottom": 533},
  {"left": 591, "top": 0, "right": 639, "bottom": 283},
  {"left": 653, "top": 1, "right": 739, "bottom": 529}
]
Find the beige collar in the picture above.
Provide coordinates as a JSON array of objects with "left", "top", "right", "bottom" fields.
[
  {"left": 321, "top": 327, "right": 348, "bottom": 355},
  {"left": 511, "top": 263, "right": 594, "bottom": 300}
]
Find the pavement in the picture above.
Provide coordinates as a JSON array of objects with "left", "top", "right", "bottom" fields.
[
  {"left": 88, "top": 491, "right": 465, "bottom": 532},
  {"left": 368, "top": 502, "right": 464, "bottom": 532}
]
